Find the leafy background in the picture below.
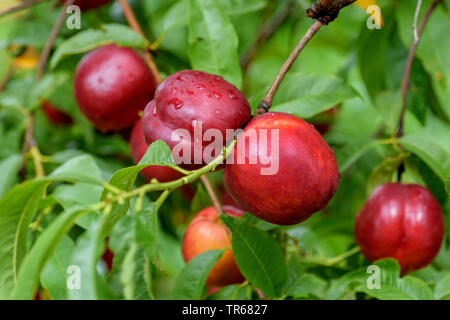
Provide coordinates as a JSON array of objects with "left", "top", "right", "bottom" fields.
[{"left": 0, "top": 0, "right": 449, "bottom": 300}]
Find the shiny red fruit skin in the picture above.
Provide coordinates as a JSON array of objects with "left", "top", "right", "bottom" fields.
[
  {"left": 74, "top": 44, "right": 155, "bottom": 132},
  {"left": 41, "top": 100, "right": 73, "bottom": 125},
  {"left": 355, "top": 183, "right": 444, "bottom": 274},
  {"left": 142, "top": 70, "right": 251, "bottom": 170},
  {"left": 61, "top": 0, "right": 112, "bottom": 11},
  {"left": 130, "top": 119, "right": 183, "bottom": 183},
  {"left": 182, "top": 206, "right": 245, "bottom": 287},
  {"left": 223, "top": 112, "right": 340, "bottom": 225}
]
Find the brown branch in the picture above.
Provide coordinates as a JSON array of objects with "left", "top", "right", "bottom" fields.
[
  {"left": 241, "top": 0, "right": 295, "bottom": 74},
  {"left": 396, "top": 0, "right": 443, "bottom": 138},
  {"left": 254, "top": 20, "right": 323, "bottom": 116},
  {"left": 20, "top": 114, "right": 45, "bottom": 179},
  {"left": 36, "top": 0, "right": 76, "bottom": 81},
  {"left": 200, "top": 175, "right": 224, "bottom": 215},
  {"left": 0, "top": 0, "right": 48, "bottom": 18},
  {"left": 306, "top": 0, "right": 356, "bottom": 25},
  {"left": 118, "top": 0, "right": 162, "bottom": 85}
]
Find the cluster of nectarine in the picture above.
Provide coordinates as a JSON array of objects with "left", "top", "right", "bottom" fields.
[{"left": 64, "top": 37, "right": 444, "bottom": 287}]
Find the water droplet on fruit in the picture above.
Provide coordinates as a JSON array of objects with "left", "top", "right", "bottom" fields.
[
  {"left": 227, "top": 89, "right": 238, "bottom": 100},
  {"left": 176, "top": 75, "right": 183, "bottom": 81},
  {"left": 170, "top": 88, "right": 177, "bottom": 94},
  {"left": 214, "top": 76, "right": 221, "bottom": 82},
  {"left": 212, "top": 91, "right": 222, "bottom": 99},
  {"left": 168, "top": 98, "right": 184, "bottom": 109},
  {"left": 152, "top": 107, "right": 157, "bottom": 116}
]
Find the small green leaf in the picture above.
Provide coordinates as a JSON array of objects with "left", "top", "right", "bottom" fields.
[
  {"left": 0, "top": 179, "right": 49, "bottom": 299},
  {"left": 100, "top": 140, "right": 180, "bottom": 238},
  {"left": 138, "top": 140, "right": 175, "bottom": 167},
  {"left": 68, "top": 219, "right": 105, "bottom": 300},
  {"left": 11, "top": 207, "right": 88, "bottom": 300},
  {"left": 221, "top": 215, "right": 287, "bottom": 298},
  {"left": 336, "top": 138, "right": 380, "bottom": 172},
  {"left": 435, "top": 272, "right": 450, "bottom": 300},
  {"left": 188, "top": 0, "right": 242, "bottom": 88},
  {"left": 40, "top": 236, "right": 75, "bottom": 300},
  {"left": 220, "top": 0, "right": 268, "bottom": 15},
  {"left": 135, "top": 201, "right": 160, "bottom": 267},
  {"left": 49, "top": 154, "right": 103, "bottom": 184},
  {"left": 172, "top": 249, "right": 223, "bottom": 300},
  {"left": 50, "top": 24, "right": 146, "bottom": 69},
  {"left": 0, "top": 154, "right": 22, "bottom": 198},
  {"left": 66, "top": 217, "right": 117, "bottom": 300},
  {"left": 207, "top": 284, "right": 249, "bottom": 300},
  {"left": 400, "top": 134, "right": 450, "bottom": 183},
  {"left": 287, "top": 273, "right": 327, "bottom": 298},
  {"left": 109, "top": 214, "right": 156, "bottom": 300},
  {"left": 367, "top": 153, "right": 409, "bottom": 194}
]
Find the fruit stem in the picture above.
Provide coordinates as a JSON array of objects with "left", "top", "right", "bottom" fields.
[
  {"left": 302, "top": 246, "right": 360, "bottom": 266},
  {"left": 396, "top": 0, "right": 443, "bottom": 138},
  {"left": 0, "top": 0, "right": 48, "bottom": 18},
  {"left": 35, "top": 0, "right": 76, "bottom": 81},
  {"left": 30, "top": 146, "right": 45, "bottom": 178},
  {"left": 254, "top": 20, "right": 323, "bottom": 116},
  {"left": 200, "top": 175, "right": 224, "bottom": 215},
  {"left": 118, "top": 0, "right": 162, "bottom": 85},
  {"left": 86, "top": 139, "right": 237, "bottom": 213}
]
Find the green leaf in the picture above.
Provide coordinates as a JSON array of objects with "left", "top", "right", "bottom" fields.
[
  {"left": 119, "top": 244, "right": 153, "bottom": 300},
  {"left": 135, "top": 201, "right": 161, "bottom": 267},
  {"left": 207, "top": 284, "right": 249, "bottom": 300},
  {"left": 49, "top": 154, "right": 103, "bottom": 184},
  {"left": 40, "top": 236, "right": 75, "bottom": 300},
  {"left": 270, "top": 73, "right": 358, "bottom": 118},
  {"left": 396, "top": 276, "right": 434, "bottom": 300},
  {"left": 11, "top": 207, "right": 88, "bottom": 299},
  {"left": 336, "top": 138, "right": 380, "bottom": 172},
  {"left": 99, "top": 167, "right": 140, "bottom": 238},
  {"left": 138, "top": 140, "right": 175, "bottom": 167},
  {"left": 172, "top": 249, "right": 223, "bottom": 300},
  {"left": 400, "top": 134, "right": 450, "bottom": 183},
  {"left": 68, "top": 219, "right": 112, "bottom": 300},
  {"left": 188, "top": 0, "right": 242, "bottom": 88},
  {"left": 220, "top": 0, "right": 268, "bottom": 15},
  {"left": 109, "top": 214, "right": 155, "bottom": 300},
  {"left": 287, "top": 273, "right": 327, "bottom": 299},
  {"left": 221, "top": 215, "right": 287, "bottom": 298},
  {"left": 0, "top": 179, "right": 49, "bottom": 299},
  {"left": 355, "top": 284, "right": 414, "bottom": 300},
  {"left": 367, "top": 153, "right": 409, "bottom": 194},
  {"left": 50, "top": 24, "right": 146, "bottom": 69},
  {"left": 28, "top": 72, "right": 70, "bottom": 110},
  {"left": 0, "top": 154, "right": 22, "bottom": 198},
  {"left": 356, "top": 275, "right": 433, "bottom": 300},
  {"left": 163, "top": 0, "right": 267, "bottom": 33},
  {"left": 99, "top": 140, "right": 179, "bottom": 238},
  {"left": 435, "top": 272, "right": 450, "bottom": 300},
  {"left": 52, "top": 183, "right": 102, "bottom": 229},
  {"left": 325, "top": 258, "right": 401, "bottom": 299}
]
